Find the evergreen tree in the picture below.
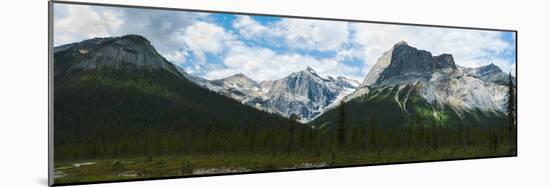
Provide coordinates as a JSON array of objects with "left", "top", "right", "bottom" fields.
[
  {"left": 250, "top": 123, "right": 257, "bottom": 152},
  {"left": 508, "top": 72, "right": 516, "bottom": 127},
  {"left": 287, "top": 114, "right": 299, "bottom": 156},
  {"left": 337, "top": 101, "right": 347, "bottom": 150},
  {"left": 507, "top": 72, "right": 516, "bottom": 153}
]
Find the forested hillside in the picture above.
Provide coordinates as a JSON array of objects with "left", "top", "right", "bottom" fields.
[{"left": 52, "top": 35, "right": 516, "bottom": 184}]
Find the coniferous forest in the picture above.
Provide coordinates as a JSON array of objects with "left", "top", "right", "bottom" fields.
[{"left": 52, "top": 34, "right": 516, "bottom": 185}]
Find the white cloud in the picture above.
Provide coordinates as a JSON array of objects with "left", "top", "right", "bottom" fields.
[
  {"left": 54, "top": 4, "right": 515, "bottom": 83},
  {"left": 53, "top": 4, "right": 207, "bottom": 66},
  {"left": 182, "top": 22, "right": 232, "bottom": 54},
  {"left": 54, "top": 5, "right": 122, "bottom": 45},
  {"left": 493, "top": 59, "right": 515, "bottom": 75},
  {"left": 230, "top": 18, "right": 515, "bottom": 80},
  {"left": 233, "top": 16, "right": 270, "bottom": 39},
  {"left": 278, "top": 19, "right": 350, "bottom": 51},
  {"left": 204, "top": 42, "right": 362, "bottom": 81},
  {"left": 163, "top": 50, "right": 189, "bottom": 66},
  {"left": 232, "top": 16, "right": 350, "bottom": 51}
]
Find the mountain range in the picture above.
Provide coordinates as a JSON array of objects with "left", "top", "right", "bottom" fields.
[
  {"left": 53, "top": 35, "right": 294, "bottom": 148},
  {"left": 191, "top": 66, "right": 359, "bottom": 122},
  {"left": 54, "top": 35, "right": 514, "bottom": 130},
  {"left": 311, "top": 41, "right": 514, "bottom": 128}
]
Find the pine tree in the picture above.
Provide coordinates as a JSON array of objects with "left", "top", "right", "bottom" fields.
[
  {"left": 507, "top": 73, "right": 516, "bottom": 126},
  {"left": 337, "top": 101, "right": 347, "bottom": 150},
  {"left": 287, "top": 114, "right": 299, "bottom": 156},
  {"left": 507, "top": 72, "right": 516, "bottom": 153},
  {"left": 250, "top": 123, "right": 257, "bottom": 152}
]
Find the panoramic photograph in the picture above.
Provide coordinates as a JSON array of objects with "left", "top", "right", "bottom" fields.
[{"left": 51, "top": 3, "right": 517, "bottom": 185}]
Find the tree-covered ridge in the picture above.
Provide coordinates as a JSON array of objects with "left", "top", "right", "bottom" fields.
[
  {"left": 53, "top": 35, "right": 297, "bottom": 160},
  {"left": 310, "top": 83, "right": 507, "bottom": 129}
]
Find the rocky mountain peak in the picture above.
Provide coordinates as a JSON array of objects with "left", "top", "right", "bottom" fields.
[
  {"left": 305, "top": 66, "right": 316, "bottom": 72},
  {"left": 225, "top": 73, "right": 252, "bottom": 81},
  {"left": 478, "top": 63, "right": 503, "bottom": 74},
  {"left": 432, "top": 54, "right": 457, "bottom": 70},
  {"left": 351, "top": 42, "right": 516, "bottom": 117},
  {"left": 233, "top": 73, "right": 247, "bottom": 77},
  {"left": 54, "top": 34, "right": 179, "bottom": 75},
  {"left": 212, "top": 73, "right": 259, "bottom": 88},
  {"left": 302, "top": 66, "right": 322, "bottom": 77},
  {"left": 362, "top": 42, "right": 459, "bottom": 87},
  {"left": 461, "top": 63, "right": 511, "bottom": 85}
]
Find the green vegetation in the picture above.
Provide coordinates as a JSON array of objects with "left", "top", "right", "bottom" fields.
[
  {"left": 54, "top": 143, "right": 514, "bottom": 184},
  {"left": 53, "top": 51, "right": 516, "bottom": 184}
]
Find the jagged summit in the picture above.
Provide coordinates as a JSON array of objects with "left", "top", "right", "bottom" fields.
[
  {"left": 302, "top": 66, "right": 322, "bottom": 78},
  {"left": 478, "top": 63, "right": 502, "bottom": 73},
  {"left": 361, "top": 41, "right": 458, "bottom": 87},
  {"left": 227, "top": 73, "right": 249, "bottom": 79},
  {"left": 462, "top": 63, "right": 512, "bottom": 85},
  {"left": 254, "top": 66, "right": 359, "bottom": 122},
  {"left": 212, "top": 73, "right": 259, "bottom": 88},
  {"left": 348, "top": 41, "right": 514, "bottom": 117},
  {"left": 432, "top": 54, "right": 457, "bottom": 70},
  {"left": 184, "top": 65, "right": 360, "bottom": 122},
  {"left": 305, "top": 66, "right": 316, "bottom": 72}
]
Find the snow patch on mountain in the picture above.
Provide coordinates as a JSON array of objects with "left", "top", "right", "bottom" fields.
[{"left": 184, "top": 66, "right": 360, "bottom": 122}]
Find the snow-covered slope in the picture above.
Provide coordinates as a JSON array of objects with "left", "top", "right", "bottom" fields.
[
  {"left": 187, "top": 67, "right": 360, "bottom": 122},
  {"left": 259, "top": 67, "right": 359, "bottom": 122},
  {"left": 209, "top": 73, "right": 266, "bottom": 107}
]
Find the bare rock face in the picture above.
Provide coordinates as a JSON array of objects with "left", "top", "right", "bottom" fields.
[
  {"left": 193, "top": 67, "right": 359, "bottom": 122},
  {"left": 54, "top": 35, "right": 180, "bottom": 76},
  {"left": 259, "top": 67, "right": 357, "bottom": 122},
  {"left": 433, "top": 54, "right": 457, "bottom": 70},
  {"left": 209, "top": 73, "right": 265, "bottom": 106},
  {"left": 362, "top": 41, "right": 457, "bottom": 87},
  {"left": 462, "top": 63, "right": 513, "bottom": 85},
  {"left": 352, "top": 41, "right": 513, "bottom": 115}
]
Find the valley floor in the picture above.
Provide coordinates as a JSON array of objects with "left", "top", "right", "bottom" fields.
[{"left": 54, "top": 145, "right": 515, "bottom": 184}]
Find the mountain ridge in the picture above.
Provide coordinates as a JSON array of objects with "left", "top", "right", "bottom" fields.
[
  {"left": 191, "top": 66, "right": 360, "bottom": 122},
  {"left": 312, "top": 41, "right": 514, "bottom": 128},
  {"left": 53, "top": 34, "right": 294, "bottom": 137},
  {"left": 54, "top": 34, "right": 181, "bottom": 77},
  {"left": 54, "top": 35, "right": 513, "bottom": 126}
]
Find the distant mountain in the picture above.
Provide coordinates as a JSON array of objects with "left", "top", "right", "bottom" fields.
[
  {"left": 311, "top": 41, "right": 514, "bottom": 128},
  {"left": 192, "top": 66, "right": 360, "bottom": 122},
  {"left": 206, "top": 73, "right": 266, "bottom": 107},
  {"left": 53, "top": 35, "right": 293, "bottom": 152},
  {"left": 259, "top": 67, "right": 359, "bottom": 122},
  {"left": 462, "top": 63, "right": 515, "bottom": 85}
]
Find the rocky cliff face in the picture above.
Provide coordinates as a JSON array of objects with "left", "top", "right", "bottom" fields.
[
  {"left": 462, "top": 63, "right": 513, "bottom": 85},
  {"left": 192, "top": 66, "right": 359, "bottom": 122},
  {"left": 312, "top": 41, "right": 515, "bottom": 128},
  {"left": 350, "top": 41, "right": 513, "bottom": 116},
  {"left": 259, "top": 67, "right": 358, "bottom": 121},
  {"left": 362, "top": 41, "right": 457, "bottom": 87}
]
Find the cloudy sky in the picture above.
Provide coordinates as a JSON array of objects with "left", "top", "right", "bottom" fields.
[{"left": 53, "top": 3, "right": 516, "bottom": 82}]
